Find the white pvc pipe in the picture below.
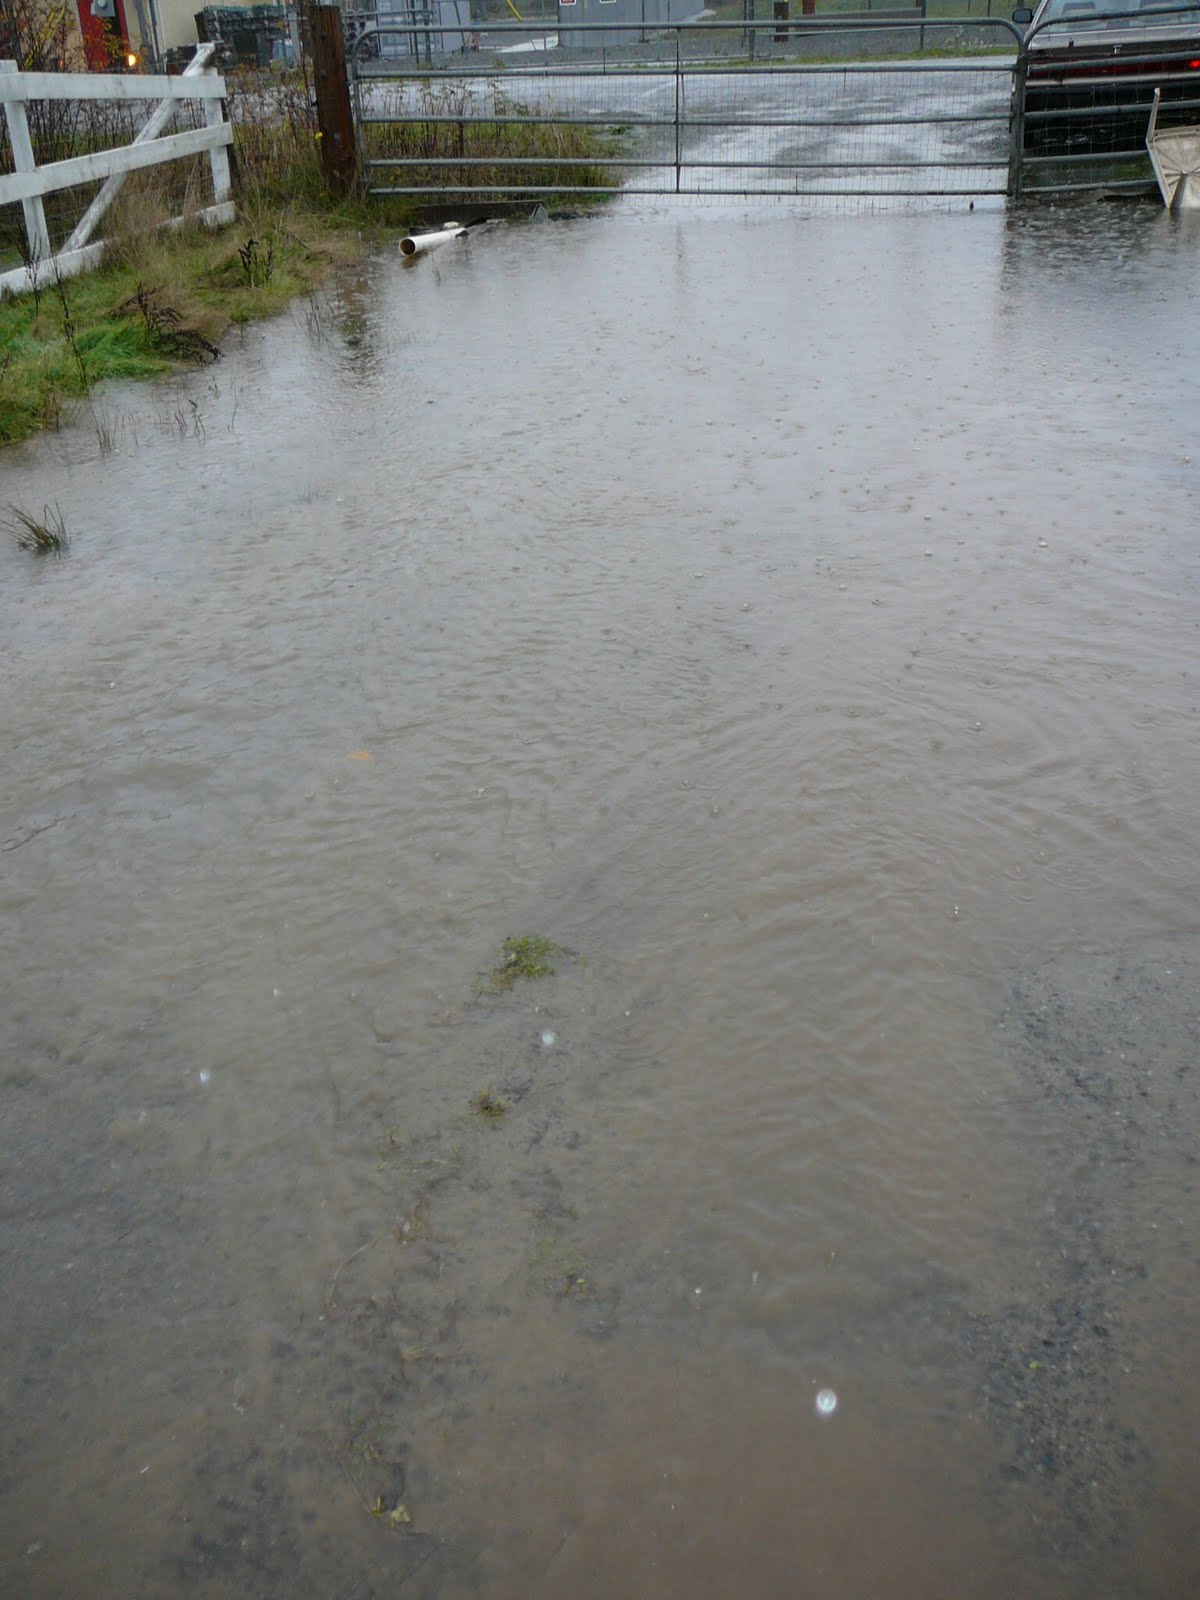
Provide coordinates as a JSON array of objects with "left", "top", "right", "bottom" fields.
[{"left": 400, "top": 223, "right": 467, "bottom": 257}]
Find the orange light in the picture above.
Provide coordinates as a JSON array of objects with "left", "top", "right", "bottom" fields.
[{"left": 126, "top": 51, "right": 138, "bottom": 66}]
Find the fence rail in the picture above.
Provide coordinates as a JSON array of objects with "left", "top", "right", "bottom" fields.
[
  {"left": 0, "top": 42, "right": 234, "bottom": 296},
  {"left": 1008, "top": 4, "right": 1200, "bottom": 197}
]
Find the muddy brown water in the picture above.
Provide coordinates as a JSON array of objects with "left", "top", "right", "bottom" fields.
[{"left": 3, "top": 198, "right": 1200, "bottom": 1599}]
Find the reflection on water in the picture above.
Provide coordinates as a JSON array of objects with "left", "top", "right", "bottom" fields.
[{"left": 2, "top": 198, "right": 1199, "bottom": 1599}]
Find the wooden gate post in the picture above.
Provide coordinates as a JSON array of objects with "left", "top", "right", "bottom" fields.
[
  {"left": 309, "top": 4, "right": 358, "bottom": 197},
  {"left": 0, "top": 61, "right": 52, "bottom": 267}
]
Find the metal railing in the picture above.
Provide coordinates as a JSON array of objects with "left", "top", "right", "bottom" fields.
[
  {"left": 350, "top": 15, "right": 1023, "bottom": 201},
  {"left": 1008, "top": 2, "right": 1200, "bottom": 196}
]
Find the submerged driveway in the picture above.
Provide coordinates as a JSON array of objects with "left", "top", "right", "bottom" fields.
[{"left": 2, "top": 199, "right": 1198, "bottom": 1600}]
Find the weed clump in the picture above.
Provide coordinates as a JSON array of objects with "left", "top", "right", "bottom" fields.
[
  {"left": 237, "top": 235, "right": 276, "bottom": 288},
  {"left": 475, "top": 934, "right": 563, "bottom": 995},
  {"left": 119, "top": 283, "right": 221, "bottom": 363},
  {"left": 370, "top": 1497, "right": 412, "bottom": 1528},
  {"left": 470, "top": 1086, "right": 510, "bottom": 1122},
  {"left": 6, "top": 503, "right": 69, "bottom": 555}
]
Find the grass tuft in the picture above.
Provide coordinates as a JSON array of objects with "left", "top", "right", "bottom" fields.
[
  {"left": 6, "top": 502, "right": 70, "bottom": 555},
  {"left": 475, "top": 934, "right": 563, "bottom": 995},
  {"left": 470, "top": 1085, "right": 510, "bottom": 1122}
]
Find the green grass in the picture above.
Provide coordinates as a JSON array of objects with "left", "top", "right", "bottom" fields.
[
  {"left": 0, "top": 72, "right": 620, "bottom": 446},
  {"left": 0, "top": 207, "right": 363, "bottom": 444},
  {"left": 1, "top": 286, "right": 172, "bottom": 441},
  {"left": 359, "top": 86, "right": 625, "bottom": 199},
  {"left": 0, "top": 77, "right": 386, "bottom": 447},
  {"left": 470, "top": 1085, "right": 511, "bottom": 1121},
  {"left": 474, "top": 934, "right": 564, "bottom": 995}
]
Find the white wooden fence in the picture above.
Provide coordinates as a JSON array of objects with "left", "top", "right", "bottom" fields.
[{"left": 0, "top": 42, "right": 235, "bottom": 297}]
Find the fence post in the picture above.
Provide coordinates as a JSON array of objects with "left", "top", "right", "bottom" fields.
[
  {"left": 1008, "top": 49, "right": 1027, "bottom": 198},
  {"left": 202, "top": 68, "right": 233, "bottom": 203},
  {"left": 674, "top": 29, "right": 681, "bottom": 193},
  {"left": 309, "top": 4, "right": 358, "bottom": 196},
  {"left": 0, "top": 61, "right": 52, "bottom": 268}
]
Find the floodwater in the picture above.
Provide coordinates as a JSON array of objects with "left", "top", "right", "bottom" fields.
[{"left": 3, "top": 197, "right": 1200, "bottom": 1600}]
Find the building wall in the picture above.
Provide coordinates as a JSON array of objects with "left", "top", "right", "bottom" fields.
[
  {"left": 555, "top": 0, "right": 705, "bottom": 48},
  {"left": 370, "top": 0, "right": 472, "bottom": 59},
  {"left": 155, "top": 0, "right": 201, "bottom": 48},
  {"left": 124, "top": 0, "right": 290, "bottom": 57}
]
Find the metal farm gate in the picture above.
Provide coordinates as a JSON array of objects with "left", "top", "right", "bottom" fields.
[
  {"left": 349, "top": 16, "right": 1026, "bottom": 204},
  {"left": 1008, "top": 4, "right": 1200, "bottom": 201}
]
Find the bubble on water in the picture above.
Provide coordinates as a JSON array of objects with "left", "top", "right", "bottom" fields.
[
  {"left": 540, "top": 1030, "right": 556, "bottom": 1048},
  {"left": 815, "top": 1388, "right": 838, "bottom": 1417}
]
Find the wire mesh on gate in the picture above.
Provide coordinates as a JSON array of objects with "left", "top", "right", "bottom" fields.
[
  {"left": 1011, "top": 2, "right": 1200, "bottom": 196},
  {"left": 351, "top": 17, "right": 1021, "bottom": 202}
]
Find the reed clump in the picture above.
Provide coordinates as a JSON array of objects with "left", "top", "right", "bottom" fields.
[{"left": 6, "top": 502, "right": 70, "bottom": 554}]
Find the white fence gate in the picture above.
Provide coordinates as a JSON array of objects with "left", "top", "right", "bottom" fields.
[{"left": 0, "top": 42, "right": 234, "bottom": 297}]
